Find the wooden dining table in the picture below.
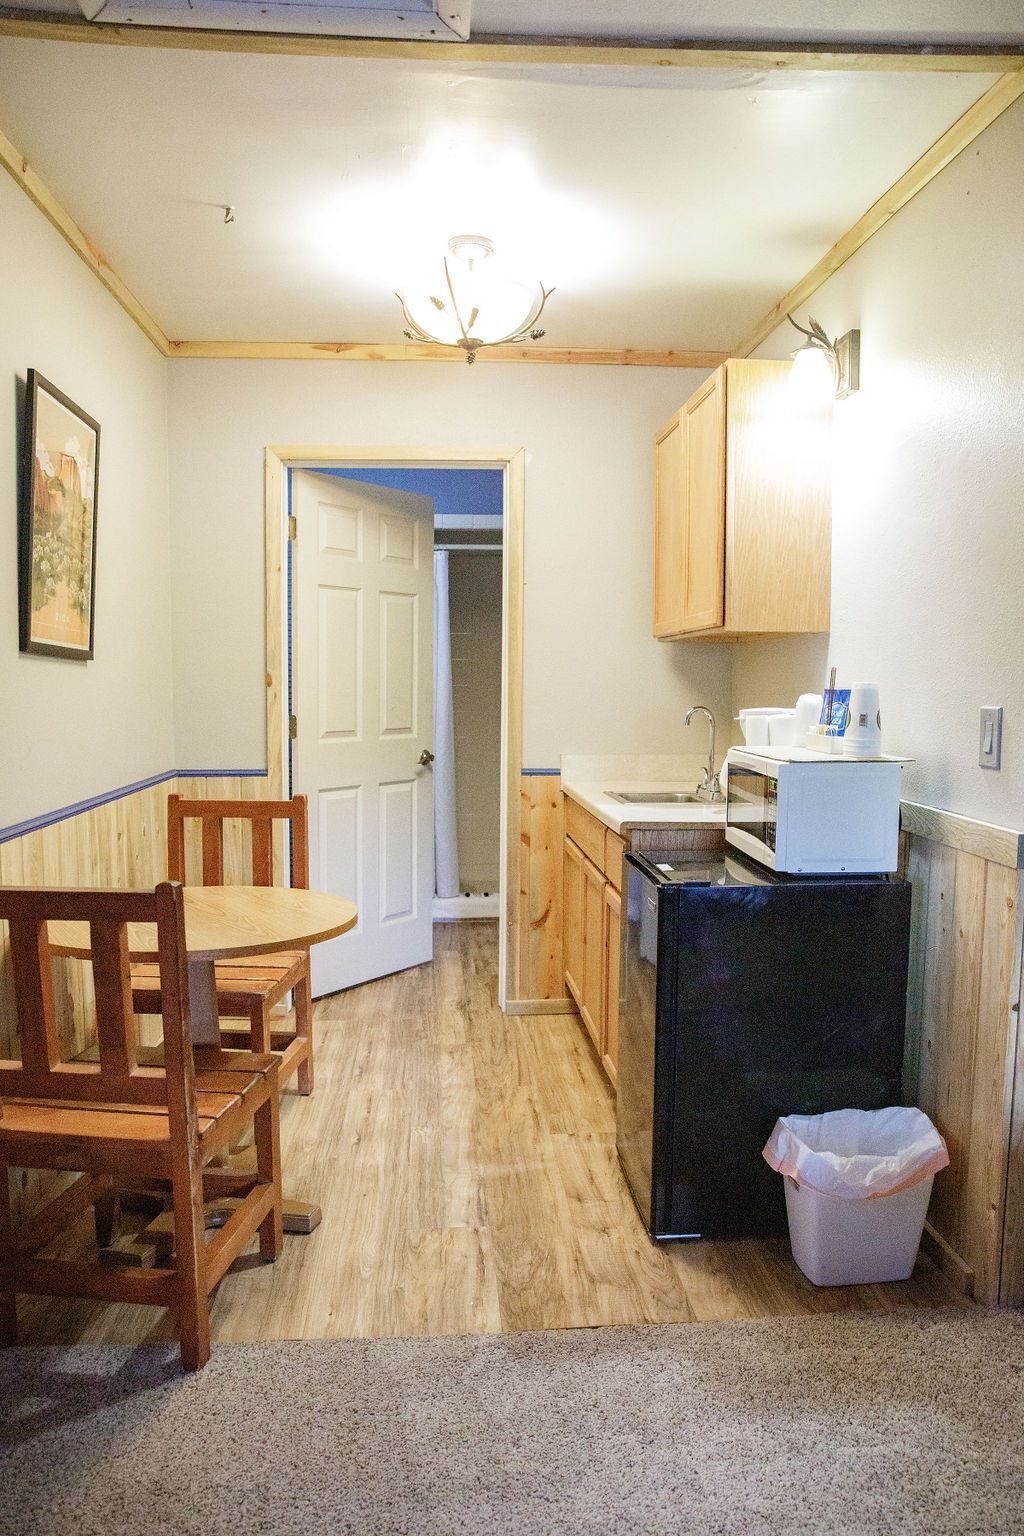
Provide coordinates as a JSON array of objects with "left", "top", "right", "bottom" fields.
[
  {"left": 49, "top": 884, "right": 357, "bottom": 1046},
  {"left": 49, "top": 883, "right": 358, "bottom": 1236}
]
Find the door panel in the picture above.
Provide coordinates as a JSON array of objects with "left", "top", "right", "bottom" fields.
[
  {"left": 563, "top": 836, "right": 584, "bottom": 1006},
  {"left": 603, "top": 881, "right": 622, "bottom": 1084},
  {"left": 682, "top": 370, "right": 726, "bottom": 632},
  {"left": 581, "top": 854, "right": 605, "bottom": 1051},
  {"left": 293, "top": 469, "right": 435, "bottom": 994}
]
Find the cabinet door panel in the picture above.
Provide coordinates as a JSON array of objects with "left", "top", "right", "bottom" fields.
[
  {"left": 603, "top": 882, "right": 622, "bottom": 1085},
  {"left": 563, "top": 837, "right": 584, "bottom": 1006},
  {"left": 653, "top": 413, "right": 685, "bottom": 637},
  {"left": 580, "top": 855, "right": 606, "bottom": 1051},
  {"left": 681, "top": 370, "right": 726, "bottom": 632}
]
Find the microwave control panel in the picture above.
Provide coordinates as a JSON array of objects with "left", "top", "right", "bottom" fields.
[{"left": 765, "top": 777, "right": 778, "bottom": 851}]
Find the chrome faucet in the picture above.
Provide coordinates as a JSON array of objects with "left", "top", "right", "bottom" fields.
[{"left": 685, "top": 705, "right": 723, "bottom": 802}]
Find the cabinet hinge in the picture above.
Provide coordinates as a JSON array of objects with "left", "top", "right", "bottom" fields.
[
  {"left": 288, "top": 713, "right": 298, "bottom": 741},
  {"left": 287, "top": 514, "right": 297, "bottom": 541}
]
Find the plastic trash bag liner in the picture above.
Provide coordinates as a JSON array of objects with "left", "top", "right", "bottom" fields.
[{"left": 763, "top": 1106, "right": 949, "bottom": 1200}]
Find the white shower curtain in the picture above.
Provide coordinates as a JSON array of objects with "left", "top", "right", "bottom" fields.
[{"left": 433, "top": 551, "right": 460, "bottom": 899}]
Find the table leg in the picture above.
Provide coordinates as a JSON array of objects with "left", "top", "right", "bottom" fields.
[{"left": 187, "top": 958, "right": 222, "bottom": 1047}]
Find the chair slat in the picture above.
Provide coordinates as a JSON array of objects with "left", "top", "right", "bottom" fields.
[
  {"left": 89, "top": 918, "right": 138, "bottom": 1082},
  {"left": 201, "top": 819, "right": 225, "bottom": 885},
  {"left": 7, "top": 915, "right": 60, "bottom": 1077},
  {"left": 251, "top": 819, "right": 273, "bottom": 887}
]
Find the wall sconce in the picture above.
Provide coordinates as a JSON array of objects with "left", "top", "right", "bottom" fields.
[{"left": 787, "top": 313, "right": 860, "bottom": 399}]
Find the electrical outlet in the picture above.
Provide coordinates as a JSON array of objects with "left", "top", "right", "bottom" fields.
[{"left": 979, "top": 707, "right": 1003, "bottom": 770}]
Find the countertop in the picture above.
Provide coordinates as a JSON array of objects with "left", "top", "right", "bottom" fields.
[{"left": 560, "top": 755, "right": 727, "bottom": 836}]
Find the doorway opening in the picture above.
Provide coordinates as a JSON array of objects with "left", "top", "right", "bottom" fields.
[
  {"left": 325, "top": 466, "right": 504, "bottom": 925},
  {"left": 264, "top": 446, "right": 524, "bottom": 1011}
]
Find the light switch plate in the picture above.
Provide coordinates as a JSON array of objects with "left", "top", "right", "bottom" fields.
[{"left": 979, "top": 706, "right": 1003, "bottom": 769}]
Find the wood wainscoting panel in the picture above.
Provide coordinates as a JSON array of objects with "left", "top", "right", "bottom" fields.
[
  {"left": 900, "top": 825, "right": 1024, "bottom": 1304},
  {"left": 517, "top": 775, "right": 565, "bottom": 1006},
  {"left": 0, "top": 778, "right": 174, "bottom": 1224}
]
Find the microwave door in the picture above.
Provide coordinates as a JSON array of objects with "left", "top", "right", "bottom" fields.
[{"left": 727, "top": 765, "right": 770, "bottom": 847}]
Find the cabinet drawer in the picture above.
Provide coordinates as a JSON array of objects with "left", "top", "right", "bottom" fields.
[
  {"left": 564, "top": 796, "right": 605, "bottom": 867},
  {"left": 604, "top": 829, "right": 626, "bottom": 890}
]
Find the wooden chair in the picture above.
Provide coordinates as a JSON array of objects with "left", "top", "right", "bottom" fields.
[
  {"left": 0, "top": 881, "right": 282, "bottom": 1371},
  {"left": 131, "top": 795, "right": 315, "bottom": 1094}
]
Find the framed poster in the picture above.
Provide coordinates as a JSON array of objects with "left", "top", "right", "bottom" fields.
[{"left": 19, "top": 370, "right": 100, "bottom": 660}]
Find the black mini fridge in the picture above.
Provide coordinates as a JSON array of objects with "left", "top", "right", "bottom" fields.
[{"left": 615, "top": 849, "right": 911, "bottom": 1241}]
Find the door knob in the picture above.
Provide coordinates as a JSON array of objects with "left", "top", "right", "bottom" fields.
[{"left": 419, "top": 749, "right": 435, "bottom": 766}]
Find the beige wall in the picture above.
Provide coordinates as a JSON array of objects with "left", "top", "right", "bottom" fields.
[
  {"left": 166, "top": 362, "right": 732, "bottom": 771},
  {"left": 448, "top": 548, "right": 502, "bottom": 890},
  {"left": 0, "top": 173, "right": 174, "bottom": 830},
  {"left": 733, "top": 97, "right": 1024, "bottom": 827}
]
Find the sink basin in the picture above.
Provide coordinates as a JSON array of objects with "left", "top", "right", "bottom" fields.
[{"left": 607, "top": 790, "right": 702, "bottom": 804}]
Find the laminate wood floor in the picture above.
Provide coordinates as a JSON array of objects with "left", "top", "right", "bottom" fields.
[{"left": 17, "top": 922, "right": 964, "bottom": 1347}]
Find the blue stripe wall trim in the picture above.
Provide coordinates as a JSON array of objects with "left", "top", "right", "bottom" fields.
[
  {"left": 521, "top": 768, "right": 561, "bottom": 776},
  {"left": 0, "top": 769, "right": 268, "bottom": 846}
]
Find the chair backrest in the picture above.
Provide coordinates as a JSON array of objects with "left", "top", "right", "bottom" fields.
[
  {"left": 0, "top": 882, "right": 197, "bottom": 1128},
  {"left": 166, "top": 795, "right": 309, "bottom": 890}
]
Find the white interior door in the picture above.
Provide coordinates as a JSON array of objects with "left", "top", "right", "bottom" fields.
[{"left": 292, "top": 470, "right": 435, "bottom": 995}]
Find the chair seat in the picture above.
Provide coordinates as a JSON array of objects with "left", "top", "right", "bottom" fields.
[
  {"left": 0, "top": 1091, "right": 241, "bottom": 1146},
  {"left": 131, "top": 951, "right": 306, "bottom": 1010}
]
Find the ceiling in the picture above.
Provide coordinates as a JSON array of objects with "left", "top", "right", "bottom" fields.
[
  {"left": 0, "top": 35, "right": 1004, "bottom": 350},
  {"left": 1, "top": 0, "right": 1023, "bottom": 46}
]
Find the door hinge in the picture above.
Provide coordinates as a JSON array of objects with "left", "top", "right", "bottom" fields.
[
  {"left": 288, "top": 713, "right": 298, "bottom": 741},
  {"left": 287, "top": 514, "right": 297, "bottom": 541}
]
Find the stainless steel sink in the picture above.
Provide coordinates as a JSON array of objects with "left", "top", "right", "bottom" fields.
[{"left": 606, "top": 790, "right": 701, "bottom": 804}]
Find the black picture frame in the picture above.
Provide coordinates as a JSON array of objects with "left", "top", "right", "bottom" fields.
[{"left": 18, "top": 369, "right": 100, "bottom": 661}]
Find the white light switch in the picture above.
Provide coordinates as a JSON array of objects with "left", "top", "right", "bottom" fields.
[{"left": 979, "top": 707, "right": 1003, "bottom": 770}]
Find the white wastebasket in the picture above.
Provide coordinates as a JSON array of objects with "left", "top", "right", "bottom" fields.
[{"left": 763, "top": 1107, "right": 949, "bottom": 1288}]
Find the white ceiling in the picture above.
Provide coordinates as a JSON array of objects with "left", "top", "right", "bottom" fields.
[
  {"left": 1, "top": 0, "right": 1023, "bottom": 45},
  {"left": 0, "top": 37, "right": 1004, "bottom": 347}
]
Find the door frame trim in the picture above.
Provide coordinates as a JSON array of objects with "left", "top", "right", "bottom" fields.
[{"left": 264, "top": 443, "right": 525, "bottom": 1010}]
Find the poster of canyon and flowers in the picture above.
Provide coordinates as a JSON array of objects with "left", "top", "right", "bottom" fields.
[{"left": 20, "top": 371, "right": 100, "bottom": 659}]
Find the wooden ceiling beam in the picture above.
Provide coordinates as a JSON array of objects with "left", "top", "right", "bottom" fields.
[
  {"left": 733, "top": 68, "right": 1024, "bottom": 358},
  {"left": 0, "top": 124, "right": 170, "bottom": 355},
  {"left": 166, "top": 340, "right": 727, "bottom": 366},
  {"left": 0, "top": 13, "right": 1020, "bottom": 72}
]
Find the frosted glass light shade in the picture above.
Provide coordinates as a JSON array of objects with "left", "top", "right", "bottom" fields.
[
  {"left": 403, "top": 265, "right": 545, "bottom": 346},
  {"left": 397, "top": 237, "right": 552, "bottom": 359},
  {"left": 789, "top": 342, "right": 837, "bottom": 403}
]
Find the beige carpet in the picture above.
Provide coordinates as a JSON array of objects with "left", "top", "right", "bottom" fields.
[{"left": 1, "top": 1308, "right": 1023, "bottom": 1536}]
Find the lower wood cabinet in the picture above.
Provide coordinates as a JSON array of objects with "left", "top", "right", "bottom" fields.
[{"left": 563, "top": 802, "right": 625, "bottom": 1088}]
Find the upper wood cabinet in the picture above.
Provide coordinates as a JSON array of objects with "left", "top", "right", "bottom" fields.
[{"left": 653, "top": 358, "right": 832, "bottom": 640}]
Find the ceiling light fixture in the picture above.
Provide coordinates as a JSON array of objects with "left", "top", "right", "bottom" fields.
[
  {"left": 396, "top": 235, "right": 554, "bottom": 363},
  {"left": 787, "top": 313, "right": 861, "bottom": 399}
]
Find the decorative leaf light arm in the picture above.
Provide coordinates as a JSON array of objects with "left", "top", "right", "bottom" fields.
[
  {"left": 397, "top": 278, "right": 556, "bottom": 363},
  {"left": 786, "top": 312, "right": 841, "bottom": 387}
]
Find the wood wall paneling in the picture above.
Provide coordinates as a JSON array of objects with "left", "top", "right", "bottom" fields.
[
  {"left": 900, "top": 830, "right": 1024, "bottom": 1304},
  {"left": 518, "top": 775, "right": 565, "bottom": 1006}
]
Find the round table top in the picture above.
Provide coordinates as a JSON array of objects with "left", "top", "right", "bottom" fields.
[{"left": 48, "top": 885, "right": 358, "bottom": 963}]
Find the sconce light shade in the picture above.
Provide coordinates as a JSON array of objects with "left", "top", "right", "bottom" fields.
[{"left": 787, "top": 313, "right": 860, "bottom": 399}]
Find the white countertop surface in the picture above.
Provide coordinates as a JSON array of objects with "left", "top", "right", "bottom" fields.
[{"left": 560, "top": 756, "right": 727, "bottom": 836}]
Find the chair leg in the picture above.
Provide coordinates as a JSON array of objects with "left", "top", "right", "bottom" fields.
[
  {"left": 294, "top": 968, "right": 314, "bottom": 1096},
  {"left": 93, "top": 1181, "right": 117, "bottom": 1249},
  {"left": 255, "top": 1091, "right": 283, "bottom": 1262},
  {"left": 248, "top": 997, "right": 272, "bottom": 1055},
  {"left": 171, "top": 1161, "right": 211, "bottom": 1372},
  {"left": 0, "top": 1166, "right": 17, "bottom": 1347}
]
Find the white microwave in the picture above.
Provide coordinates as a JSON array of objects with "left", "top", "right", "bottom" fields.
[{"left": 725, "top": 748, "right": 903, "bottom": 874}]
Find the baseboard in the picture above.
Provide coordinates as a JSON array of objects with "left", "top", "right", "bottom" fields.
[
  {"left": 920, "top": 1220, "right": 975, "bottom": 1299},
  {"left": 503, "top": 998, "right": 578, "bottom": 1016}
]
